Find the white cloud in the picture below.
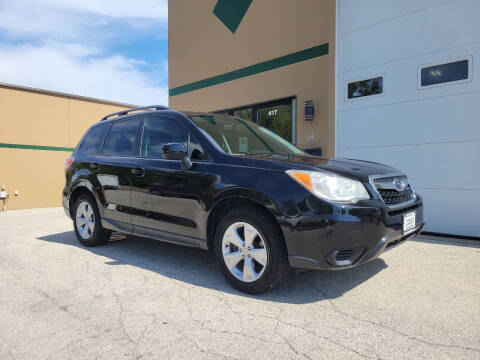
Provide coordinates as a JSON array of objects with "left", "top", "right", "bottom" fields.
[
  {"left": 0, "top": 3, "right": 85, "bottom": 38},
  {"left": 33, "top": 0, "right": 168, "bottom": 20},
  {"left": 0, "top": 43, "right": 168, "bottom": 106},
  {"left": 0, "top": 0, "right": 169, "bottom": 106},
  {"left": 0, "top": 0, "right": 168, "bottom": 39}
]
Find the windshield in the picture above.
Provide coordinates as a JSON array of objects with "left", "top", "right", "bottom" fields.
[{"left": 189, "top": 114, "right": 304, "bottom": 155}]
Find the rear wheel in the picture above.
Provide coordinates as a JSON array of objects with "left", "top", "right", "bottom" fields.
[
  {"left": 215, "top": 207, "right": 290, "bottom": 294},
  {"left": 73, "top": 194, "right": 111, "bottom": 247}
]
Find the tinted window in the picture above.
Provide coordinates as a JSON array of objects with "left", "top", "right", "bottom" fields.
[
  {"left": 141, "top": 115, "right": 187, "bottom": 158},
  {"left": 189, "top": 134, "right": 206, "bottom": 160},
  {"left": 103, "top": 118, "right": 140, "bottom": 157},
  {"left": 79, "top": 124, "right": 108, "bottom": 155},
  {"left": 348, "top": 77, "right": 383, "bottom": 99},
  {"left": 421, "top": 59, "right": 468, "bottom": 87}
]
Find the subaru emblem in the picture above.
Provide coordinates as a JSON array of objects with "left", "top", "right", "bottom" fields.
[{"left": 393, "top": 178, "right": 407, "bottom": 191}]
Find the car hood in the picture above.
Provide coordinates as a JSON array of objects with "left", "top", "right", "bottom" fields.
[{"left": 241, "top": 154, "right": 401, "bottom": 182}]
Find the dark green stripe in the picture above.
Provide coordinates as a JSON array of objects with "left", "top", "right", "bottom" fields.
[
  {"left": 169, "top": 43, "right": 329, "bottom": 96},
  {"left": 0, "top": 143, "right": 74, "bottom": 152}
]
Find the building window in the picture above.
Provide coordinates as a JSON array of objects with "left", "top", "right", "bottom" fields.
[
  {"left": 346, "top": 76, "right": 384, "bottom": 100},
  {"left": 220, "top": 97, "right": 296, "bottom": 144},
  {"left": 419, "top": 58, "right": 470, "bottom": 87},
  {"left": 232, "top": 108, "right": 252, "bottom": 121}
]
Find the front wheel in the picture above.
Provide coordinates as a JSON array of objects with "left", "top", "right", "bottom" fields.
[{"left": 215, "top": 207, "right": 290, "bottom": 294}]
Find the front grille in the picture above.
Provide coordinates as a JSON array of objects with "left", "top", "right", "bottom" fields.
[
  {"left": 372, "top": 176, "right": 415, "bottom": 205},
  {"left": 378, "top": 185, "right": 414, "bottom": 205},
  {"left": 388, "top": 203, "right": 420, "bottom": 217}
]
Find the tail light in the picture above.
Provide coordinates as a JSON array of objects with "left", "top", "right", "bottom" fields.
[{"left": 65, "top": 156, "right": 74, "bottom": 174}]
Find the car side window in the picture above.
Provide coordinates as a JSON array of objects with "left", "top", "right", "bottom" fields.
[
  {"left": 103, "top": 118, "right": 141, "bottom": 157},
  {"left": 189, "top": 133, "right": 206, "bottom": 160},
  {"left": 141, "top": 115, "right": 188, "bottom": 158},
  {"left": 79, "top": 123, "right": 109, "bottom": 155}
]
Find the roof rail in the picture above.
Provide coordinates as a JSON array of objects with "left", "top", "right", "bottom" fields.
[{"left": 101, "top": 105, "right": 170, "bottom": 121}]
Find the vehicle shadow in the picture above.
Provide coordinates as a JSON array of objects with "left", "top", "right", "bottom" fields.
[{"left": 37, "top": 231, "right": 388, "bottom": 304}]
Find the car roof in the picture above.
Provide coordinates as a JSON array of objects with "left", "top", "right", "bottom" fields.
[{"left": 97, "top": 105, "right": 226, "bottom": 124}]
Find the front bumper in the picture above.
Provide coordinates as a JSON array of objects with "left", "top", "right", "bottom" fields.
[{"left": 283, "top": 196, "right": 425, "bottom": 270}]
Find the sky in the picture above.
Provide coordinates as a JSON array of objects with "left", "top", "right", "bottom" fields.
[{"left": 0, "top": 0, "right": 169, "bottom": 106}]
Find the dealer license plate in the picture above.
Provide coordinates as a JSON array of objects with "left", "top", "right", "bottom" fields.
[{"left": 403, "top": 212, "right": 416, "bottom": 235}]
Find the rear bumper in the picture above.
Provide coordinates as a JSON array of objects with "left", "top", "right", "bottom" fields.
[
  {"left": 63, "top": 205, "right": 71, "bottom": 219},
  {"left": 62, "top": 188, "right": 71, "bottom": 219},
  {"left": 283, "top": 196, "right": 425, "bottom": 270}
]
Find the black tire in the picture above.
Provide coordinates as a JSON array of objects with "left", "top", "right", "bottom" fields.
[
  {"left": 73, "top": 194, "right": 111, "bottom": 247},
  {"left": 215, "top": 206, "right": 290, "bottom": 294}
]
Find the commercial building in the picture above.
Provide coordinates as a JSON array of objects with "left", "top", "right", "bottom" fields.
[
  {"left": 0, "top": 83, "right": 132, "bottom": 210},
  {"left": 169, "top": 0, "right": 480, "bottom": 237}
]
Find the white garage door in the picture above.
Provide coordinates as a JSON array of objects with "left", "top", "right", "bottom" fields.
[{"left": 336, "top": 0, "right": 480, "bottom": 237}]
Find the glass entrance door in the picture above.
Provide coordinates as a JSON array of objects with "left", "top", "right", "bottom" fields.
[
  {"left": 222, "top": 97, "right": 296, "bottom": 144},
  {"left": 256, "top": 101, "right": 293, "bottom": 143}
]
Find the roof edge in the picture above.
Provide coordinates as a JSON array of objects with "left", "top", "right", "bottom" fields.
[{"left": 0, "top": 82, "right": 138, "bottom": 108}]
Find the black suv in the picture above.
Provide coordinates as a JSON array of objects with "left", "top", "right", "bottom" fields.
[{"left": 63, "top": 106, "right": 424, "bottom": 294}]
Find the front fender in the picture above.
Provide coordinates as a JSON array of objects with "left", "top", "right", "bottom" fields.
[{"left": 206, "top": 186, "right": 283, "bottom": 218}]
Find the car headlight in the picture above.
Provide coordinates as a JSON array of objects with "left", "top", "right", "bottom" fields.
[{"left": 286, "top": 170, "right": 370, "bottom": 203}]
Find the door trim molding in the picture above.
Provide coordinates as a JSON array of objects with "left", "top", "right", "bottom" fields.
[{"left": 133, "top": 224, "right": 207, "bottom": 249}]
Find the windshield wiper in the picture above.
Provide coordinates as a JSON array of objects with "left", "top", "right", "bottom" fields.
[
  {"left": 238, "top": 152, "right": 296, "bottom": 157},
  {"left": 240, "top": 152, "right": 272, "bottom": 155}
]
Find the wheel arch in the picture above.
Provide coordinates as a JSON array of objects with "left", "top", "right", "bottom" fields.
[
  {"left": 68, "top": 179, "right": 102, "bottom": 218},
  {"left": 205, "top": 189, "right": 285, "bottom": 253}
]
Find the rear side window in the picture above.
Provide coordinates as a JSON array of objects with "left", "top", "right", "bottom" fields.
[
  {"left": 189, "top": 134, "right": 206, "bottom": 160},
  {"left": 141, "top": 115, "right": 187, "bottom": 158},
  {"left": 103, "top": 118, "right": 141, "bottom": 157},
  {"left": 79, "top": 124, "right": 108, "bottom": 155}
]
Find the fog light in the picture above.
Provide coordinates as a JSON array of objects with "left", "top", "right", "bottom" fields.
[{"left": 326, "top": 248, "right": 366, "bottom": 267}]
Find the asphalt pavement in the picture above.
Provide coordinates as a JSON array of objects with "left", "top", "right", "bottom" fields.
[{"left": 0, "top": 208, "right": 479, "bottom": 359}]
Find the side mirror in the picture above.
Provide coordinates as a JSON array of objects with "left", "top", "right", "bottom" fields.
[{"left": 162, "top": 143, "right": 192, "bottom": 170}]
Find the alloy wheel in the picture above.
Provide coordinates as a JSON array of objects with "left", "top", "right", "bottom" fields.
[
  {"left": 76, "top": 201, "right": 95, "bottom": 240},
  {"left": 222, "top": 222, "right": 268, "bottom": 282}
]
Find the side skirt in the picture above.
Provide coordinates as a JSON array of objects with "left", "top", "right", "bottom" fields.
[
  {"left": 132, "top": 224, "right": 207, "bottom": 249},
  {"left": 102, "top": 218, "right": 132, "bottom": 234},
  {"left": 101, "top": 218, "right": 207, "bottom": 249}
]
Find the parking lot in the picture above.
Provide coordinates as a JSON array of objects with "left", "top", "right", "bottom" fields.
[{"left": 0, "top": 208, "right": 479, "bottom": 359}]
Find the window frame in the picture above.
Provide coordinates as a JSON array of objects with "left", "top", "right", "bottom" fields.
[
  {"left": 417, "top": 55, "right": 472, "bottom": 90},
  {"left": 187, "top": 132, "right": 208, "bottom": 162},
  {"left": 344, "top": 73, "right": 386, "bottom": 102},
  {"left": 101, "top": 116, "right": 143, "bottom": 158}
]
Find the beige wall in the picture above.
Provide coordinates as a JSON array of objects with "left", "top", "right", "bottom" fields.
[
  {"left": 0, "top": 85, "right": 132, "bottom": 210},
  {"left": 169, "top": 0, "right": 336, "bottom": 153},
  {"left": 0, "top": 149, "right": 71, "bottom": 210}
]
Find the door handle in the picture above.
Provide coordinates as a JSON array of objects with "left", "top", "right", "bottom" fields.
[
  {"left": 90, "top": 163, "right": 100, "bottom": 171},
  {"left": 131, "top": 167, "right": 145, "bottom": 177}
]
